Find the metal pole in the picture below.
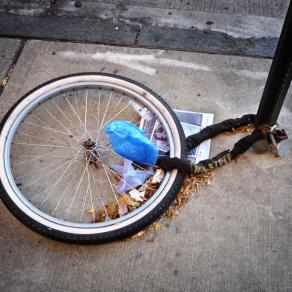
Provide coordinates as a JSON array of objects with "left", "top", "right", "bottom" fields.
[{"left": 255, "top": 0, "right": 292, "bottom": 127}]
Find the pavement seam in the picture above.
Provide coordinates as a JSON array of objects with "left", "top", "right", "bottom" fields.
[
  {"left": 135, "top": 26, "right": 142, "bottom": 46},
  {"left": 0, "top": 35, "right": 275, "bottom": 62},
  {"left": 0, "top": 39, "right": 26, "bottom": 97},
  {"left": 50, "top": 0, "right": 59, "bottom": 16}
]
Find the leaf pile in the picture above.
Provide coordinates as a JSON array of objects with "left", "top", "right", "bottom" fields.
[
  {"left": 91, "top": 171, "right": 162, "bottom": 223},
  {"left": 164, "top": 171, "right": 213, "bottom": 219}
]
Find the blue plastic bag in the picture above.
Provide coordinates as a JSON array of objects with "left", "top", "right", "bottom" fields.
[{"left": 105, "top": 121, "right": 158, "bottom": 164}]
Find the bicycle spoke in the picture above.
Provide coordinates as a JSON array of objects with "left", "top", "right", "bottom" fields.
[
  {"left": 13, "top": 142, "right": 71, "bottom": 148},
  {"left": 96, "top": 90, "right": 101, "bottom": 131},
  {"left": 52, "top": 98, "right": 84, "bottom": 140},
  {"left": 23, "top": 121, "right": 72, "bottom": 137},
  {"left": 15, "top": 132, "right": 69, "bottom": 145},
  {"left": 51, "top": 99, "right": 72, "bottom": 125},
  {"left": 97, "top": 151, "right": 121, "bottom": 209},
  {"left": 11, "top": 147, "right": 70, "bottom": 166},
  {"left": 82, "top": 157, "right": 94, "bottom": 222},
  {"left": 80, "top": 181, "right": 90, "bottom": 222},
  {"left": 30, "top": 113, "right": 47, "bottom": 126},
  {"left": 52, "top": 177, "right": 74, "bottom": 215},
  {"left": 39, "top": 155, "right": 78, "bottom": 207},
  {"left": 95, "top": 90, "right": 112, "bottom": 142},
  {"left": 65, "top": 158, "right": 90, "bottom": 220},
  {"left": 30, "top": 172, "right": 72, "bottom": 201},
  {"left": 74, "top": 92, "right": 84, "bottom": 135},
  {"left": 64, "top": 95, "right": 93, "bottom": 140},
  {"left": 105, "top": 95, "right": 124, "bottom": 122},
  {"left": 15, "top": 158, "right": 71, "bottom": 180},
  {"left": 21, "top": 159, "right": 72, "bottom": 190},
  {"left": 101, "top": 103, "right": 130, "bottom": 130},
  {"left": 42, "top": 105, "right": 80, "bottom": 143},
  {"left": 83, "top": 89, "right": 88, "bottom": 139},
  {"left": 90, "top": 169, "right": 110, "bottom": 220}
]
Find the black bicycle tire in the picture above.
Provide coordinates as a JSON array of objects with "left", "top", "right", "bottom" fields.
[{"left": 0, "top": 72, "right": 188, "bottom": 244}]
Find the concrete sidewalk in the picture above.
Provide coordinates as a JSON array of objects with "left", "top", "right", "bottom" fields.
[{"left": 0, "top": 38, "right": 292, "bottom": 292}]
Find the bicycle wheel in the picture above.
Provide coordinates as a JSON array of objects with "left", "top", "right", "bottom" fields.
[{"left": 0, "top": 73, "right": 187, "bottom": 243}]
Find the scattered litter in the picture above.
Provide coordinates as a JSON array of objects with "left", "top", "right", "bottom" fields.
[
  {"left": 119, "top": 194, "right": 140, "bottom": 208},
  {"left": 111, "top": 159, "right": 153, "bottom": 194},
  {"left": 130, "top": 231, "right": 145, "bottom": 240},
  {"left": 129, "top": 189, "right": 145, "bottom": 202},
  {"left": 105, "top": 120, "right": 158, "bottom": 164},
  {"left": 87, "top": 207, "right": 97, "bottom": 222},
  {"left": 1, "top": 78, "right": 8, "bottom": 87},
  {"left": 94, "top": 174, "right": 161, "bottom": 223},
  {"left": 151, "top": 169, "right": 165, "bottom": 184},
  {"left": 153, "top": 222, "right": 161, "bottom": 231}
]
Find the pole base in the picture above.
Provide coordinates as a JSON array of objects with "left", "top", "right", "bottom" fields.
[{"left": 251, "top": 125, "right": 288, "bottom": 157}]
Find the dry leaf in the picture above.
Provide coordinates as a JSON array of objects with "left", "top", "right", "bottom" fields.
[
  {"left": 118, "top": 199, "right": 128, "bottom": 216},
  {"left": 153, "top": 223, "right": 161, "bottom": 231},
  {"left": 119, "top": 194, "right": 140, "bottom": 207},
  {"left": 96, "top": 209, "right": 106, "bottom": 222},
  {"left": 105, "top": 203, "right": 118, "bottom": 219},
  {"left": 130, "top": 231, "right": 145, "bottom": 240},
  {"left": 88, "top": 207, "right": 96, "bottom": 213},
  {"left": 1, "top": 78, "right": 8, "bottom": 87}
]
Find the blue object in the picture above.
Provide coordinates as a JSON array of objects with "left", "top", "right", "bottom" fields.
[{"left": 105, "top": 121, "right": 158, "bottom": 164}]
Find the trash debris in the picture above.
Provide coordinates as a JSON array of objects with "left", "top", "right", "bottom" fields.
[
  {"left": 93, "top": 171, "right": 162, "bottom": 222},
  {"left": 111, "top": 159, "right": 153, "bottom": 194},
  {"left": 105, "top": 120, "right": 158, "bottom": 164},
  {"left": 130, "top": 231, "right": 145, "bottom": 240},
  {"left": 129, "top": 189, "right": 145, "bottom": 202},
  {"left": 119, "top": 194, "right": 140, "bottom": 208},
  {"left": 153, "top": 222, "right": 161, "bottom": 231},
  {"left": 87, "top": 207, "right": 97, "bottom": 222},
  {"left": 151, "top": 169, "right": 165, "bottom": 184},
  {"left": 1, "top": 77, "right": 8, "bottom": 87}
]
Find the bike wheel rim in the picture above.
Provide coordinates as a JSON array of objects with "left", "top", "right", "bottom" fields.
[{"left": 0, "top": 75, "right": 181, "bottom": 234}]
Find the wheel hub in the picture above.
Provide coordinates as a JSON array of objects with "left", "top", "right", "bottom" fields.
[{"left": 83, "top": 139, "right": 99, "bottom": 166}]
